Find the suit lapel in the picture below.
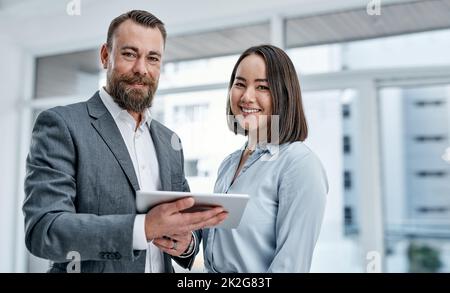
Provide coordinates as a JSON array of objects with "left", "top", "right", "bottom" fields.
[
  {"left": 87, "top": 92, "right": 140, "bottom": 191},
  {"left": 149, "top": 122, "right": 176, "bottom": 272},
  {"left": 149, "top": 121, "right": 172, "bottom": 191}
]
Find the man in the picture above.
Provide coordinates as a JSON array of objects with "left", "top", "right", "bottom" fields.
[{"left": 23, "top": 10, "right": 226, "bottom": 273}]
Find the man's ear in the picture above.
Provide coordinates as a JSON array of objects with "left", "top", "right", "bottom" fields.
[{"left": 100, "top": 44, "right": 109, "bottom": 69}]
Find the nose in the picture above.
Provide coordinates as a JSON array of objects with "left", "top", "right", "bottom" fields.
[
  {"left": 132, "top": 56, "right": 148, "bottom": 76},
  {"left": 240, "top": 87, "right": 256, "bottom": 104}
]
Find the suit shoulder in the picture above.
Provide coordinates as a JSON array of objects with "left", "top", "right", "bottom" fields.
[
  {"left": 33, "top": 101, "right": 90, "bottom": 135},
  {"left": 47, "top": 101, "right": 87, "bottom": 116}
]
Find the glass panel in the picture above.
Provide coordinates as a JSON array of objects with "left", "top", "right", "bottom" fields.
[
  {"left": 380, "top": 84, "right": 450, "bottom": 272},
  {"left": 163, "top": 88, "right": 363, "bottom": 272},
  {"left": 34, "top": 49, "right": 102, "bottom": 99},
  {"left": 343, "top": 29, "right": 450, "bottom": 70},
  {"left": 288, "top": 29, "right": 450, "bottom": 74},
  {"left": 156, "top": 89, "right": 244, "bottom": 192},
  {"left": 156, "top": 89, "right": 242, "bottom": 272},
  {"left": 287, "top": 44, "right": 341, "bottom": 75},
  {"left": 303, "top": 89, "right": 364, "bottom": 272},
  {"left": 159, "top": 55, "right": 238, "bottom": 90}
]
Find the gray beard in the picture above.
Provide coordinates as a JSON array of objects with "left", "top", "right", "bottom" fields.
[{"left": 109, "top": 81, "right": 155, "bottom": 113}]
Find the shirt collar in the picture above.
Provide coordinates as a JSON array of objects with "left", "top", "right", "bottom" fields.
[
  {"left": 242, "top": 141, "right": 280, "bottom": 156},
  {"left": 99, "top": 87, "right": 152, "bottom": 131},
  {"left": 264, "top": 143, "right": 280, "bottom": 155}
]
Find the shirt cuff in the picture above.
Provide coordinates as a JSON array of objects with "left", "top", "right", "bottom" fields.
[
  {"left": 178, "top": 232, "right": 197, "bottom": 258},
  {"left": 132, "top": 214, "right": 148, "bottom": 251}
]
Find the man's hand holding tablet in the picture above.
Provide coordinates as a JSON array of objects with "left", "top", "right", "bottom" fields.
[{"left": 137, "top": 191, "right": 250, "bottom": 229}]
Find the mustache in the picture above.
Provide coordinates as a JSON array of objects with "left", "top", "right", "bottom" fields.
[{"left": 119, "top": 74, "right": 154, "bottom": 86}]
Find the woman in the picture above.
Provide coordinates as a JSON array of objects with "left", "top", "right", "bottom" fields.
[{"left": 203, "top": 45, "right": 328, "bottom": 273}]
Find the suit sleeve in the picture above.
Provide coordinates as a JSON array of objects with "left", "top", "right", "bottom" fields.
[{"left": 23, "top": 109, "right": 138, "bottom": 263}]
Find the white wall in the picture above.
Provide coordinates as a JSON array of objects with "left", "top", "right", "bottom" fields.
[{"left": 0, "top": 33, "right": 26, "bottom": 273}]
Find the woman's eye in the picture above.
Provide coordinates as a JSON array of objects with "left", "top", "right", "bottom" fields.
[
  {"left": 234, "top": 82, "right": 245, "bottom": 87},
  {"left": 257, "top": 85, "right": 269, "bottom": 90}
]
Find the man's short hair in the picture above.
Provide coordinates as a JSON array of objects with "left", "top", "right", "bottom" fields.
[{"left": 106, "top": 10, "right": 166, "bottom": 49}]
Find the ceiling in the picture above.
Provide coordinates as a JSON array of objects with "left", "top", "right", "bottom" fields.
[
  {"left": 165, "top": 22, "right": 271, "bottom": 62},
  {"left": 1, "top": 0, "right": 449, "bottom": 63},
  {"left": 286, "top": 0, "right": 450, "bottom": 47},
  {"left": 163, "top": 0, "right": 450, "bottom": 62}
]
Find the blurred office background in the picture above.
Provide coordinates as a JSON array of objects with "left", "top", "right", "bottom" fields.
[{"left": 0, "top": 0, "right": 450, "bottom": 273}]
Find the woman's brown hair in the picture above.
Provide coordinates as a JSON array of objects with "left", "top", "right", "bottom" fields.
[{"left": 226, "top": 44, "right": 308, "bottom": 143}]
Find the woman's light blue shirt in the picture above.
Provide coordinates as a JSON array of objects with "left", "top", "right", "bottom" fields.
[{"left": 203, "top": 141, "right": 328, "bottom": 273}]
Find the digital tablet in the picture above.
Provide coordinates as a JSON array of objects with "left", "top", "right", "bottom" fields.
[{"left": 136, "top": 190, "right": 250, "bottom": 229}]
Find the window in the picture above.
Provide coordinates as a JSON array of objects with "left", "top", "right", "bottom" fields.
[
  {"left": 341, "top": 29, "right": 450, "bottom": 70},
  {"left": 415, "top": 100, "right": 445, "bottom": 107},
  {"left": 343, "top": 136, "right": 351, "bottom": 154},
  {"left": 414, "top": 135, "right": 446, "bottom": 142},
  {"left": 344, "top": 206, "right": 353, "bottom": 225},
  {"left": 380, "top": 84, "right": 450, "bottom": 272},
  {"left": 417, "top": 206, "right": 449, "bottom": 214},
  {"left": 160, "top": 55, "right": 238, "bottom": 90},
  {"left": 344, "top": 171, "right": 352, "bottom": 190},
  {"left": 344, "top": 205, "right": 359, "bottom": 235},
  {"left": 173, "top": 104, "right": 208, "bottom": 124},
  {"left": 342, "top": 104, "right": 351, "bottom": 118},
  {"left": 415, "top": 171, "right": 447, "bottom": 178},
  {"left": 34, "top": 49, "right": 102, "bottom": 99},
  {"left": 287, "top": 44, "right": 341, "bottom": 74}
]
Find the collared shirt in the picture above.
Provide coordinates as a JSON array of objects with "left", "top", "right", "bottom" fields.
[
  {"left": 203, "top": 142, "right": 328, "bottom": 273},
  {"left": 99, "top": 87, "right": 164, "bottom": 273}
]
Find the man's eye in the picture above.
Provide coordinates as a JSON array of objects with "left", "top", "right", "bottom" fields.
[
  {"left": 123, "top": 52, "right": 135, "bottom": 58},
  {"left": 148, "top": 56, "right": 160, "bottom": 62}
]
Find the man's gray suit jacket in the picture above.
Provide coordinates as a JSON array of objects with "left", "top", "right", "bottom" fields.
[{"left": 23, "top": 91, "right": 198, "bottom": 272}]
